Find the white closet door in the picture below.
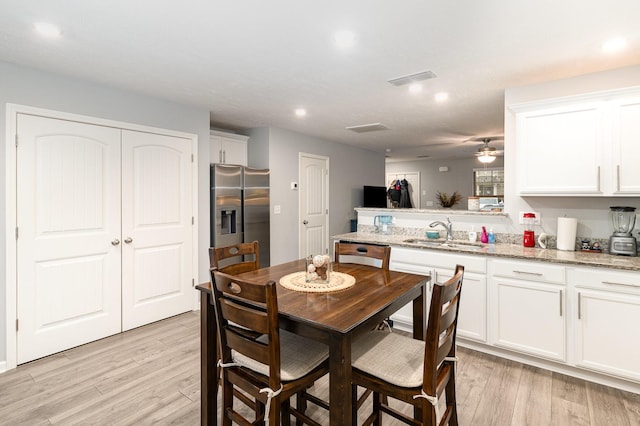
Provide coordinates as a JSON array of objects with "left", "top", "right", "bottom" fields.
[
  {"left": 121, "top": 130, "right": 194, "bottom": 330},
  {"left": 16, "top": 114, "right": 122, "bottom": 364}
]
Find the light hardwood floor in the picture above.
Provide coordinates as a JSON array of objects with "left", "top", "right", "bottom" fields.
[{"left": 1, "top": 312, "right": 639, "bottom": 425}]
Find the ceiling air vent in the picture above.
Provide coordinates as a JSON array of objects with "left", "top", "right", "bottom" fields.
[
  {"left": 346, "top": 123, "right": 389, "bottom": 133},
  {"left": 388, "top": 70, "right": 437, "bottom": 86}
]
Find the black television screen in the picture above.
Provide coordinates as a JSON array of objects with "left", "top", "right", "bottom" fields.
[{"left": 363, "top": 185, "right": 388, "bottom": 208}]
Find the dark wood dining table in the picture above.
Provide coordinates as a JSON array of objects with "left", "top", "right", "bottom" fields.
[{"left": 196, "top": 259, "right": 429, "bottom": 426}]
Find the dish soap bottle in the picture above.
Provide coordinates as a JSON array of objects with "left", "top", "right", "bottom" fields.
[
  {"left": 488, "top": 227, "right": 495, "bottom": 244},
  {"left": 480, "top": 226, "right": 489, "bottom": 243}
]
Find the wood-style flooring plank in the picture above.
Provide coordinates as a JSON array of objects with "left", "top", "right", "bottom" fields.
[
  {"left": 511, "top": 364, "right": 552, "bottom": 425},
  {"left": 586, "top": 381, "right": 634, "bottom": 426},
  {"left": 467, "top": 356, "right": 522, "bottom": 425},
  {"left": 2, "top": 312, "right": 640, "bottom": 425}
]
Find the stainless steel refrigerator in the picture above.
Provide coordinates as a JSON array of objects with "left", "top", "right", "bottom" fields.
[
  {"left": 210, "top": 164, "right": 243, "bottom": 249},
  {"left": 210, "top": 164, "right": 270, "bottom": 268},
  {"left": 243, "top": 167, "right": 270, "bottom": 268}
]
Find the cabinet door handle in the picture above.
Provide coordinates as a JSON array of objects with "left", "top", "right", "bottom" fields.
[
  {"left": 602, "top": 280, "right": 638, "bottom": 288},
  {"left": 223, "top": 150, "right": 226, "bottom": 163},
  {"left": 578, "top": 291, "right": 582, "bottom": 319},
  {"left": 596, "top": 166, "right": 601, "bottom": 192},
  {"left": 616, "top": 165, "right": 621, "bottom": 192},
  {"left": 219, "top": 149, "right": 223, "bottom": 163},
  {"left": 559, "top": 290, "right": 563, "bottom": 317},
  {"left": 513, "top": 270, "right": 543, "bottom": 276}
]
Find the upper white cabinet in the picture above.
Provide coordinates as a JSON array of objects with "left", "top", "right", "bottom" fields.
[
  {"left": 514, "top": 89, "right": 640, "bottom": 196},
  {"left": 611, "top": 97, "right": 640, "bottom": 194},
  {"left": 210, "top": 130, "right": 248, "bottom": 166}
]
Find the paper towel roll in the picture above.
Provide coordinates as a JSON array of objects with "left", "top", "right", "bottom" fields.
[{"left": 557, "top": 217, "right": 578, "bottom": 251}]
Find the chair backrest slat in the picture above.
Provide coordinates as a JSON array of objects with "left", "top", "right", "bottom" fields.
[
  {"left": 334, "top": 242, "right": 391, "bottom": 270},
  {"left": 210, "top": 241, "right": 260, "bottom": 275}
]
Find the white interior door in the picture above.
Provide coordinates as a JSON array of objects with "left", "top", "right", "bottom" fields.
[
  {"left": 16, "top": 114, "right": 122, "bottom": 364},
  {"left": 299, "top": 153, "right": 329, "bottom": 258},
  {"left": 121, "top": 130, "right": 194, "bottom": 330}
]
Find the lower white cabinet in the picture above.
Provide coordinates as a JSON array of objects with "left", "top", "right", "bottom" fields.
[
  {"left": 569, "top": 266, "right": 640, "bottom": 382},
  {"left": 389, "top": 247, "right": 487, "bottom": 343},
  {"left": 490, "top": 259, "right": 567, "bottom": 362},
  {"left": 492, "top": 277, "right": 566, "bottom": 361},
  {"left": 434, "top": 268, "right": 486, "bottom": 342}
]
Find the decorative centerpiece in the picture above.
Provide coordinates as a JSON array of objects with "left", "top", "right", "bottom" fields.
[
  {"left": 435, "top": 191, "right": 462, "bottom": 208},
  {"left": 306, "top": 254, "right": 332, "bottom": 284}
]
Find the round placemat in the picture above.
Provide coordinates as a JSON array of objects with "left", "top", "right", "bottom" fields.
[{"left": 279, "top": 271, "right": 356, "bottom": 293}]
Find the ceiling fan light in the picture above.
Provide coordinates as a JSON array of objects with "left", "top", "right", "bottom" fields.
[{"left": 478, "top": 154, "right": 496, "bottom": 163}]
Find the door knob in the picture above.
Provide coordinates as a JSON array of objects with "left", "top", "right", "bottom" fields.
[
  {"left": 124, "top": 237, "right": 133, "bottom": 244},
  {"left": 111, "top": 239, "right": 120, "bottom": 246},
  {"left": 303, "top": 220, "right": 309, "bottom": 225}
]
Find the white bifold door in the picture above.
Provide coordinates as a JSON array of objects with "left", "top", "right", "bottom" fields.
[{"left": 16, "top": 114, "right": 194, "bottom": 364}]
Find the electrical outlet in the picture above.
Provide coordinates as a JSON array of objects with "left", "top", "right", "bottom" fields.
[{"left": 519, "top": 211, "right": 540, "bottom": 225}]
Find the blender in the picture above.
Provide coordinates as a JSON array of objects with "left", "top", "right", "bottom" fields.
[{"left": 609, "top": 206, "right": 637, "bottom": 256}]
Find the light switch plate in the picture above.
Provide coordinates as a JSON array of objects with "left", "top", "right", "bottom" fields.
[{"left": 274, "top": 205, "right": 281, "bottom": 214}]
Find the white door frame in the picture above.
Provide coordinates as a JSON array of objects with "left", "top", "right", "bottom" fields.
[
  {"left": 298, "top": 153, "right": 330, "bottom": 259},
  {"left": 4, "top": 104, "right": 199, "bottom": 371}
]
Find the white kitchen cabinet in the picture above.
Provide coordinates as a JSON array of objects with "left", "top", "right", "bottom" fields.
[
  {"left": 389, "top": 247, "right": 486, "bottom": 342},
  {"left": 490, "top": 259, "right": 566, "bottom": 362},
  {"left": 568, "top": 266, "right": 640, "bottom": 382},
  {"left": 210, "top": 130, "right": 248, "bottom": 165},
  {"left": 513, "top": 89, "right": 640, "bottom": 196},
  {"left": 515, "top": 101, "right": 603, "bottom": 195},
  {"left": 434, "top": 268, "right": 486, "bottom": 342},
  {"left": 389, "top": 247, "right": 434, "bottom": 331},
  {"left": 611, "top": 97, "right": 640, "bottom": 194}
]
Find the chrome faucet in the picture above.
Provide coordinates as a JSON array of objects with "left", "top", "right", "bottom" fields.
[{"left": 429, "top": 217, "right": 453, "bottom": 242}]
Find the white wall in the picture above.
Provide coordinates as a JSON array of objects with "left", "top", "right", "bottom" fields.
[
  {"left": 504, "top": 64, "right": 640, "bottom": 238},
  {"left": 0, "top": 60, "right": 211, "bottom": 365},
  {"left": 265, "top": 128, "right": 385, "bottom": 264},
  {"left": 386, "top": 157, "right": 504, "bottom": 209}
]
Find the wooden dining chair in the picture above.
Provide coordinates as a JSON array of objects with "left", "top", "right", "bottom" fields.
[
  {"left": 350, "top": 264, "right": 465, "bottom": 426},
  {"left": 211, "top": 268, "right": 330, "bottom": 426},
  {"left": 209, "top": 240, "right": 260, "bottom": 275},
  {"left": 334, "top": 242, "right": 391, "bottom": 270}
]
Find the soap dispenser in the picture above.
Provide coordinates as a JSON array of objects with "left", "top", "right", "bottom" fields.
[
  {"left": 468, "top": 226, "right": 477, "bottom": 243},
  {"left": 488, "top": 227, "right": 496, "bottom": 244},
  {"left": 480, "top": 226, "right": 489, "bottom": 243}
]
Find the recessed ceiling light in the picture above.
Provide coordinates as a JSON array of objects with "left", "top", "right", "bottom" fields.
[
  {"left": 408, "top": 83, "right": 423, "bottom": 94},
  {"left": 602, "top": 37, "right": 627, "bottom": 53},
  {"left": 434, "top": 92, "right": 449, "bottom": 102},
  {"left": 294, "top": 108, "right": 307, "bottom": 117},
  {"left": 334, "top": 30, "right": 356, "bottom": 48},
  {"left": 34, "top": 22, "right": 62, "bottom": 38}
]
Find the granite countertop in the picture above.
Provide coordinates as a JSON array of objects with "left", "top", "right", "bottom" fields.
[{"left": 332, "top": 232, "right": 640, "bottom": 272}]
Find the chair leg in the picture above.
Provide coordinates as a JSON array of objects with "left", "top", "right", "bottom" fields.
[
  {"left": 296, "top": 390, "right": 307, "bottom": 426},
  {"left": 351, "top": 385, "right": 359, "bottom": 425},
  {"left": 446, "top": 368, "right": 458, "bottom": 426},
  {"left": 282, "top": 397, "right": 291, "bottom": 426},
  {"left": 372, "top": 391, "right": 382, "bottom": 426},
  {"left": 221, "top": 373, "right": 233, "bottom": 426}
]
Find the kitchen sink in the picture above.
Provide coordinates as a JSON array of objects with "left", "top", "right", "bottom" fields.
[{"left": 402, "top": 238, "right": 485, "bottom": 251}]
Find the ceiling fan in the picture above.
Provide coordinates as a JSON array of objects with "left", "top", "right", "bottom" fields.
[{"left": 464, "top": 136, "right": 504, "bottom": 163}]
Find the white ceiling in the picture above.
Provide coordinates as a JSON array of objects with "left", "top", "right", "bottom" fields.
[{"left": 1, "top": 1, "right": 639, "bottom": 161}]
